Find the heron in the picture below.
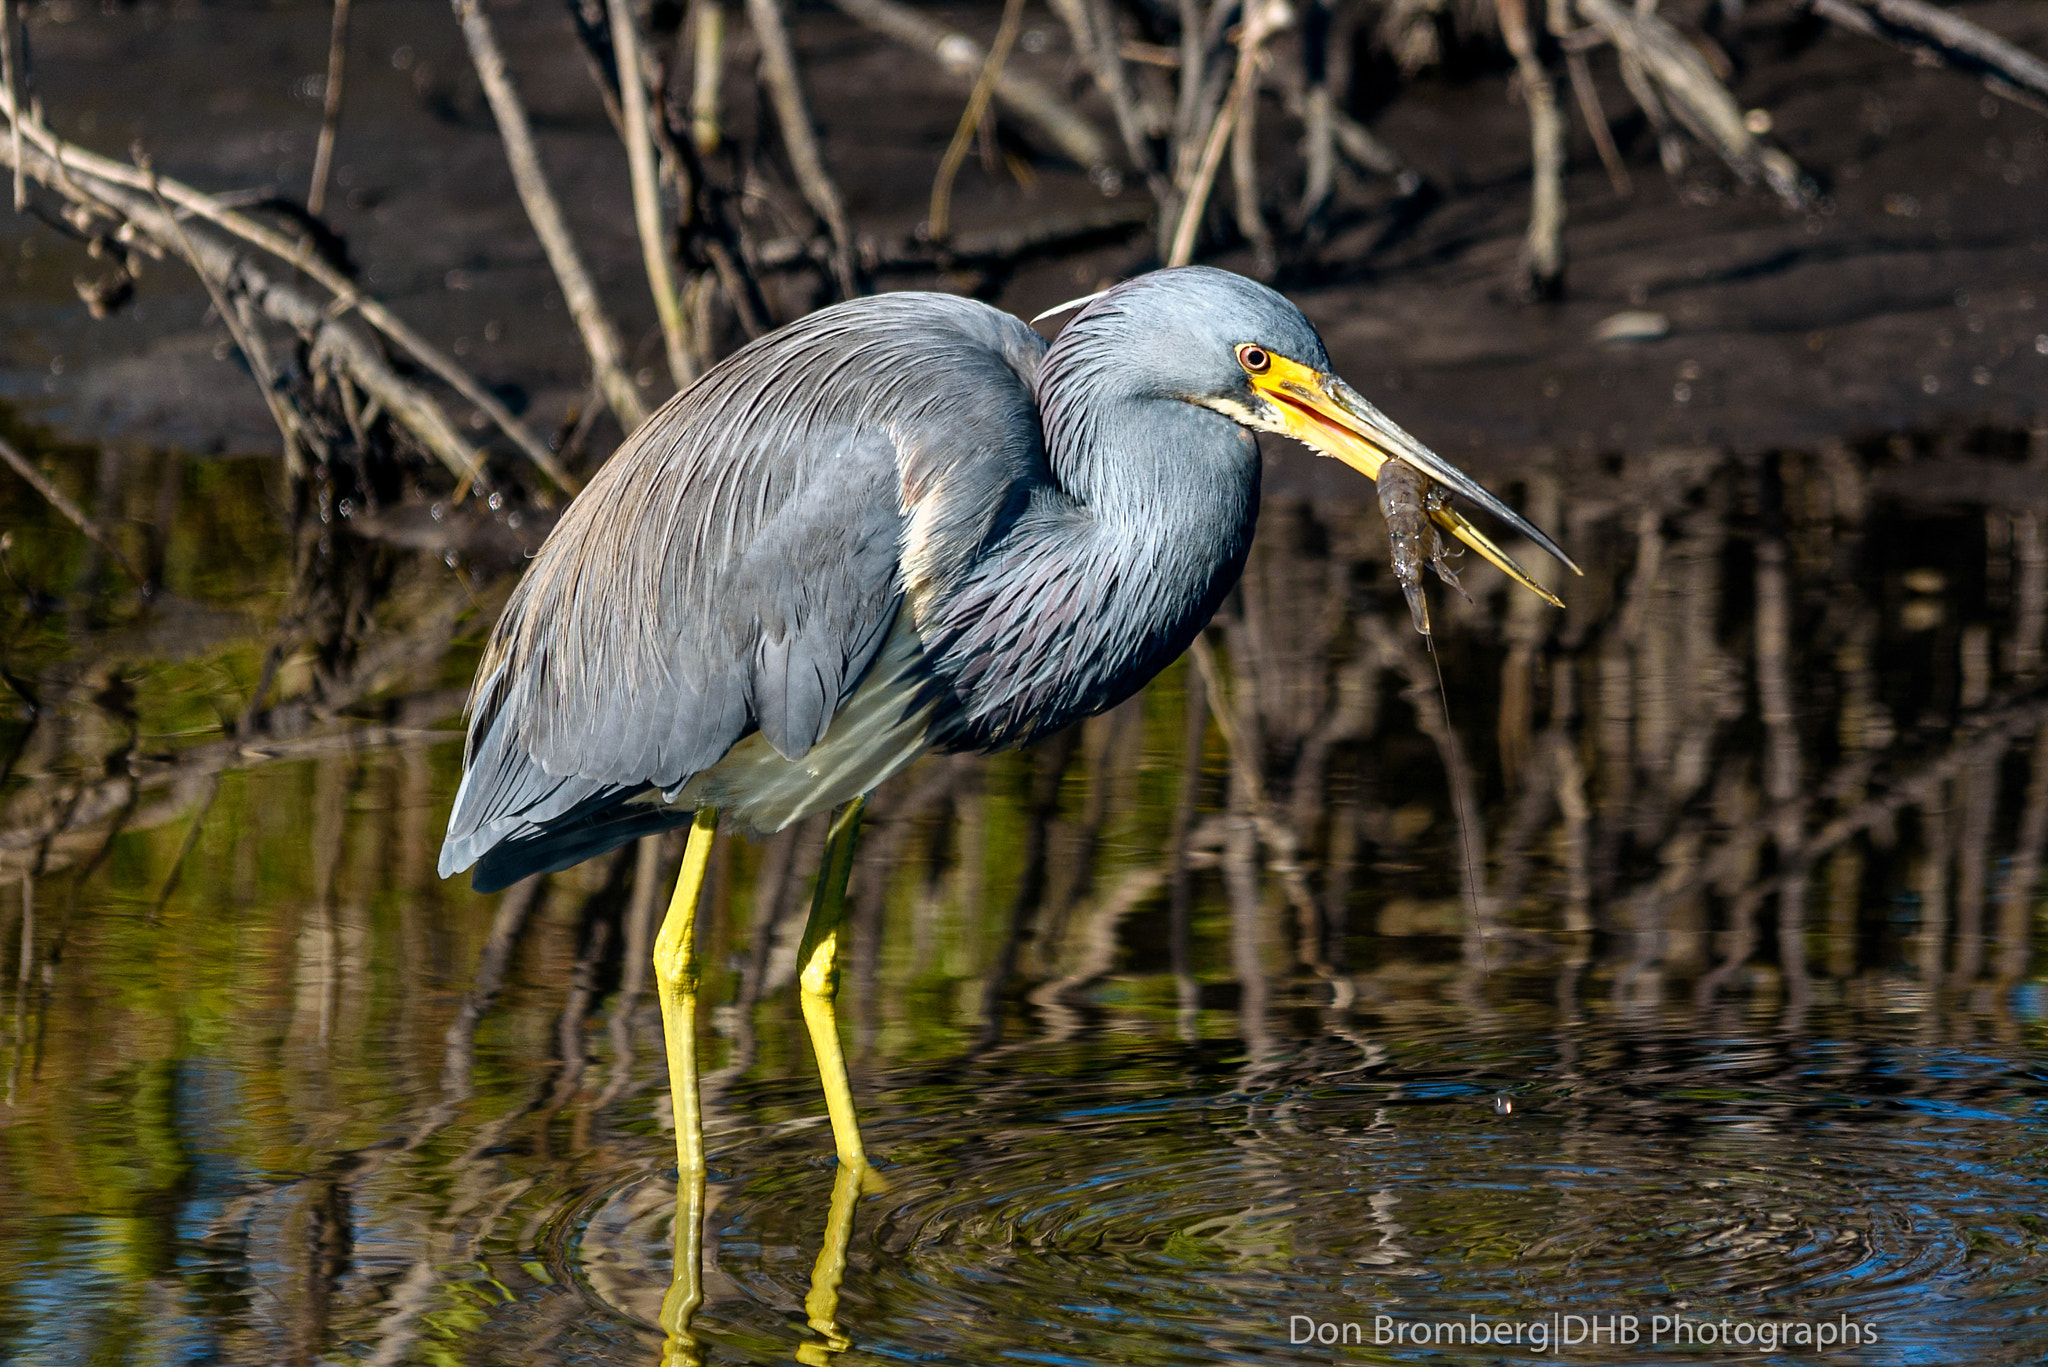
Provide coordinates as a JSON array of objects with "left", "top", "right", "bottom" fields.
[{"left": 437, "top": 266, "right": 1575, "bottom": 1193}]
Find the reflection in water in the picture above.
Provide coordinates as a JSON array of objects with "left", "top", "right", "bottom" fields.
[{"left": 3, "top": 430, "right": 2048, "bottom": 1362}]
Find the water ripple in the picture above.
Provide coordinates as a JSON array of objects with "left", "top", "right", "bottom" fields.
[{"left": 552, "top": 1019, "right": 2048, "bottom": 1364}]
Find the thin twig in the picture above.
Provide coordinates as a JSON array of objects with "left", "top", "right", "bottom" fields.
[
  {"left": 451, "top": 0, "right": 649, "bottom": 432},
  {"left": 1498, "top": 0, "right": 1566, "bottom": 298},
  {"left": 1173, "top": 0, "right": 1205, "bottom": 155},
  {"left": 1267, "top": 59, "right": 1416, "bottom": 184},
  {"left": 1297, "top": 0, "right": 1336, "bottom": 224},
  {"left": 1167, "top": 0, "right": 1290, "bottom": 268},
  {"left": 0, "top": 92, "right": 574, "bottom": 491},
  {"left": 610, "top": 0, "right": 698, "bottom": 389},
  {"left": 745, "top": 0, "right": 857, "bottom": 296},
  {"left": 0, "top": 132, "right": 487, "bottom": 485},
  {"left": 688, "top": 0, "right": 726, "bottom": 153},
  {"left": 828, "top": 0, "right": 1112, "bottom": 172},
  {"left": 1168, "top": 88, "right": 1237, "bottom": 266},
  {"left": 1, "top": 0, "right": 21, "bottom": 212},
  {"left": 144, "top": 157, "right": 316, "bottom": 479},
  {"left": 1228, "top": 42, "right": 1275, "bottom": 278},
  {"left": 702, "top": 235, "right": 768, "bottom": 337},
  {"left": 1048, "top": 0, "right": 1166, "bottom": 198},
  {"left": 1811, "top": 0, "right": 2048, "bottom": 113},
  {"left": 0, "top": 434, "right": 146, "bottom": 585},
  {"left": 1171, "top": 3, "right": 1236, "bottom": 199},
  {"left": 1577, "top": 0, "right": 1808, "bottom": 206},
  {"left": 930, "top": 0, "right": 1028, "bottom": 241},
  {"left": 307, "top": 0, "right": 353, "bottom": 218},
  {"left": 1565, "top": 43, "right": 1632, "bottom": 197}
]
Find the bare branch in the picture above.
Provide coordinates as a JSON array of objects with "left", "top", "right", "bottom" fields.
[
  {"left": 1498, "top": 0, "right": 1567, "bottom": 298},
  {"left": 1168, "top": 0, "right": 1291, "bottom": 269},
  {"left": 609, "top": 0, "right": 698, "bottom": 389},
  {"left": 829, "top": 0, "right": 1113, "bottom": 173},
  {"left": 1, "top": 0, "right": 20, "bottom": 213},
  {"left": 1229, "top": 50, "right": 1275, "bottom": 278},
  {"left": 451, "top": 0, "right": 649, "bottom": 432},
  {"left": 1297, "top": 0, "right": 1336, "bottom": 224},
  {"left": 307, "top": 0, "right": 353, "bottom": 218},
  {"left": 1811, "top": 0, "right": 2048, "bottom": 114},
  {"left": 688, "top": 0, "right": 726, "bottom": 153},
  {"left": 0, "top": 131, "right": 497, "bottom": 488},
  {"left": 1576, "top": 0, "right": 1809, "bottom": 206},
  {"left": 745, "top": 0, "right": 858, "bottom": 296},
  {"left": 0, "top": 94, "right": 573, "bottom": 490},
  {"left": 1565, "top": 43, "right": 1632, "bottom": 197},
  {"left": 930, "top": 0, "right": 1028, "bottom": 241},
  {"left": 145, "top": 161, "right": 319, "bottom": 478},
  {"left": 1048, "top": 0, "right": 1167, "bottom": 197}
]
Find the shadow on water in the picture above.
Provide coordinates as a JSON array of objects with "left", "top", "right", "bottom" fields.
[{"left": 5, "top": 422, "right": 2048, "bottom": 1364}]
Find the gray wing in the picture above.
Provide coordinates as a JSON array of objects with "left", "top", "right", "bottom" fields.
[{"left": 439, "top": 292, "right": 1048, "bottom": 886}]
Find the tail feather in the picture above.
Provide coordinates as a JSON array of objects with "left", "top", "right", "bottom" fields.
[
  {"left": 468, "top": 791, "right": 690, "bottom": 893},
  {"left": 439, "top": 665, "right": 680, "bottom": 886}
]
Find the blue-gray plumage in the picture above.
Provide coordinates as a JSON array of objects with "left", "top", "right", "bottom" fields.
[{"left": 440, "top": 267, "right": 1573, "bottom": 892}]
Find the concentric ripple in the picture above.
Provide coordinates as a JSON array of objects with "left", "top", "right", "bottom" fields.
[{"left": 552, "top": 1014, "right": 2048, "bottom": 1365}]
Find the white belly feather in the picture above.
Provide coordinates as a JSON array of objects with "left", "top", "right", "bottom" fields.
[{"left": 646, "top": 609, "right": 935, "bottom": 836}]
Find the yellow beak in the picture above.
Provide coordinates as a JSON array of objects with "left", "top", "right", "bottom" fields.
[{"left": 1247, "top": 355, "right": 1580, "bottom": 607}]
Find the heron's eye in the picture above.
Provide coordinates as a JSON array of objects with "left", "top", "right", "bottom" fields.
[{"left": 1237, "top": 345, "right": 1271, "bottom": 374}]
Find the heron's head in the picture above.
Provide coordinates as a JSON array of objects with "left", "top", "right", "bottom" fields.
[{"left": 1043, "top": 265, "right": 1578, "bottom": 594}]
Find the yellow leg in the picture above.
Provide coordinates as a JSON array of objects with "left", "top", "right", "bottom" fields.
[
  {"left": 795, "top": 1157, "right": 866, "bottom": 1365},
  {"left": 654, "top": 808, "right": 719, "bottom": 1358},
  {"left": 796, "top": 797, "right": 871, "bottom": 1173}
]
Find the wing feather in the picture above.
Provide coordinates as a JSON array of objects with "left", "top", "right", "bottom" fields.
[{"left": 440, "top": 293, "right": 1048, "bottom": 883}]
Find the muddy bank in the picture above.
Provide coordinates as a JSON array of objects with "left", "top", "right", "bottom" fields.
[{"left": 0, "top": 0, "right": 2044, "bottom": 486}]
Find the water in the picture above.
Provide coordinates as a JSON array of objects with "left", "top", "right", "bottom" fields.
[{"left": 5, "top": 430, "right": 2048, "bottom": 1364}]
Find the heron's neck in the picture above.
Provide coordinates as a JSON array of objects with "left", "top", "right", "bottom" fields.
[
  {"left": 1044, "top": 391, "right": 1261, "bottom": 589},
  {"left": 919, "top": 389, "right": 1260, "bottom": 751}
]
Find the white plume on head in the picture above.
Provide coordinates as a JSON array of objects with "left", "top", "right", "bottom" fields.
[{"left": 1030, "top": 288, "right": 1115, "bottom": 326}]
